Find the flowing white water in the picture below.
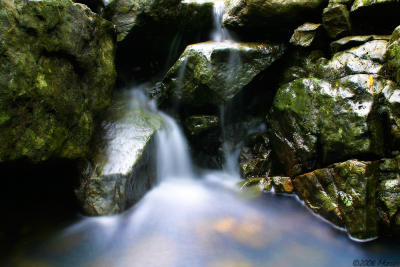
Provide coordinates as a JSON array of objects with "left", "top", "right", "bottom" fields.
[
  {"left": 211, "top": 0, "right": 231, "bottom": 42},
  {"left": 156, "top": 114, "right": 193, "bottom": 181}
]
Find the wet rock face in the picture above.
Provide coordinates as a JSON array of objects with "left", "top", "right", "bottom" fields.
[
  {"left": 0, "top": 0, "right": 116, "bottom": 162},
  {"left": 239, "top": 133, "right": 271, "bottom": 178},
  {"left": 223, "top": 0, "right": 327, "bottom": 38},
  {"left": 76, "top": 92, "right": 163, "bottom": 216},
  {"left": 294, "top": 157, "right": 400, "bottom": 239},
  {"left": 162, "top": 41, "right": 285, "bottom": 108},
  {"left": 294, "top": 160, "right": 378, "bottom": 239},
  {"left": 268, "top": 75, "right": 389, "bottom": 176},
  {"left": 267, "top": 40, "right": 400, "bottom": 176}
]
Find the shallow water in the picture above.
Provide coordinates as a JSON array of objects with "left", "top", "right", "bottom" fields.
[{"left": 8, "top": 174, "right": 400, "bottom": 267}]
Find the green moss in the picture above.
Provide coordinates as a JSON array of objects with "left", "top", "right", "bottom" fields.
[{"left": 0, "top": 0, "right": 116, "bottom": 162}]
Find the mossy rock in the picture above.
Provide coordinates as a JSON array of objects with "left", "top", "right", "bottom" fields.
[
  {"left": 162, "top": 41, "right": 285, "bottom": 108},
  {"left": 294, "top": 157, "right": 400, "bottom": 239},
  {"left": 267, "top": 75, "right": 395, "bottom": 176},
  {"left": 0, "top": 0, "right": 116, "bottom": 162}
]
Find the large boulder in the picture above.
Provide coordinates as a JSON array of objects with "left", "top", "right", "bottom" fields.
[
  {"left": 76, "top": 91, "right": 162, "bottom": 216},
  {"left": 223, "top": 0, "right": 327, "bottom": 38},
  {"left": 161, "top": 41, "right": 285, "bottom": 108},
  {"left": 268, "top": 72, "right": 400, "bottom": 176},
  {"left": 294, "top": 157, "right": 400, "bottom": 239},
  {"left": 0, "top": 0, "right": 116, "bottom": 163}
]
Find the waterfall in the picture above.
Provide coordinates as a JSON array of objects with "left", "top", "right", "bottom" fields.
[
  {"left": 156, "top": 114, "right": 194, "bottom": 181},
  {"left": 211, "top": 0, "right": 231, "bottom": 42}
]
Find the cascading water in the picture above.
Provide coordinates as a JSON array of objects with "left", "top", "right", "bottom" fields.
[
  {"left": 7, "top": 3, "right": 400, "bottom": 267},
  {"left": 211, "top": 0, "right": 231, "bottom": 42},
  {"left": 156, "top": 114, "right": 193, "bottom": 180}
]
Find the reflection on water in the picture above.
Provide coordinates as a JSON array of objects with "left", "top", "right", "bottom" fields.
[{"left": 9, "top": 175, "right": 400, "bottom": 267}]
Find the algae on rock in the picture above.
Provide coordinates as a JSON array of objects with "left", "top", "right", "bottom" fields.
[
  {"left": 162, "top": 41, "right": 285, "bottom": 107},
  {"left": 0, "top": 0, "right": 116, "bottom": 162}
]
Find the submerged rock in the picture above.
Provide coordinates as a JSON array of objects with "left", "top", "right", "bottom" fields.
[
  {"left": 0, "top": 0, "right": 116, "bottom": 162},
  {"left": 162, "top": 41, "right": 285, "bottom": 107},
  {"left": 76, "top": 92, "right": 163, "bottom": 216}
]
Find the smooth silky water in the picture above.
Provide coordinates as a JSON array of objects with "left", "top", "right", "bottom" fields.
[
  {"left": 7, "top": 88, "right": 400, "bottom": 267},
  {"left": 7, "top": 2, "right": 400, "bottom": 266}
]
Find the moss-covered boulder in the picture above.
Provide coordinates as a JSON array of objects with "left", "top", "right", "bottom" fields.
[
  {"left": 294, "top": 160, "right": 379, "bottom": 239},
  {"left": 162, "top": 41, "right": 285, "bottom": 108},
  {"left": 322, "top": 4, "right": 351, "bottom": 39},
  {"left": 0, "top": 0, "right": 116, "bottom": 163},
  {"left": 76, "top": 91, "right": 162, "bottom": 216},
  {"left": 294, "top": 157, "right": 400, "bottom": 239},
  {"left": 267, "top": 74, "right": 398, "bottom": 176},
  {"left": 223, "top": 0, "right": 327, "bottom": 38}
]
